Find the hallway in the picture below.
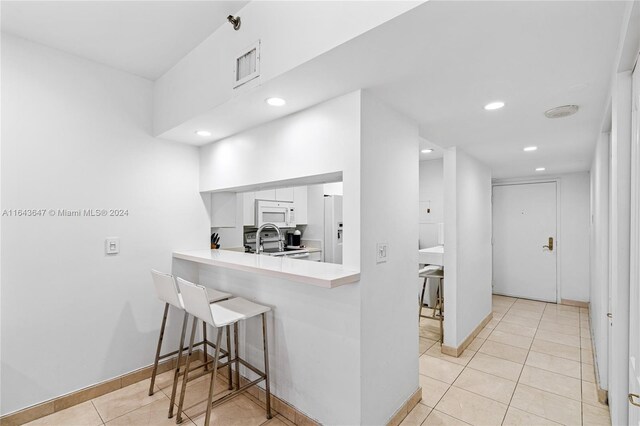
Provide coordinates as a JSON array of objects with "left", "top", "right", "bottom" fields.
[{"left": 409, "top": 295, "right": 610, "bottom": 425}]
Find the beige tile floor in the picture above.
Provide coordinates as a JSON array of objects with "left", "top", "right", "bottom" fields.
[
  {"left": 25, "top": 367, "right": 292, "bottom": 426},
  {"left": 410, "top": 295, "right": 611, "bottom": 426},
  {"left": 25, "top": 295, "right": 610, "bottom": 426}
]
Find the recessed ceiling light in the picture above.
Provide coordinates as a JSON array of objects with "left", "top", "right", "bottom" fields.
[
  {"left": 536, "top": 167, "right": 546, "bottom": 172},
  {"left": 195, "top": 130, "right": 212, "bottom": 137},
  {"left": 421, "top": 149, "right": 434, "bottom": 153},
  {"left": 265, "top": 97, "right": 286, "bottom": 107},
  {"left": 523, "top": 146, "right": 538, "bottom": 152},
  {"left": 484, "top": 101, "right": 505, "bottom": 110}
]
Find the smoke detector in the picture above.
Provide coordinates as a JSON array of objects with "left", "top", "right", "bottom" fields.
[{"left": 544, "top": 105, "right": 579, "bottom": 119}]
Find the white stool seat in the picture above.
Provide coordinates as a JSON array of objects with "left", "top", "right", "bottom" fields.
[
  {"left": 419, "top": 266, "right": 443, "bottom": 278},
  {"left": 177, "top": 288, "right": 231, "bottom": 308},
  {"left": 210, "top": 297, "right": 271, "bottom": 327},
  {"left": 175, "top": 277, "right": 273, "bottom": 424}
]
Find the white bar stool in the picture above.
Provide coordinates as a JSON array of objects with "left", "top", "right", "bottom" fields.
[
  {"left": 149, "top": 270, "right": 233, "bottom": 418},
  {"left": 175, "top": 277, "right": 272, "bottom": 426},
  {"left": 418, "top": 266, "right": 444, "bottom": 343}
]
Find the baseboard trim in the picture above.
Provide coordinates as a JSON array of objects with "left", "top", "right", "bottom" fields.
[
  {"left": 0, "top": 350, "right": 185, "bottom": 426},
  {"left": 215, "top": 361, "right": 320, "bottom": 426},
  {"left": 386, "top": 387, "right": 423, "bottom": 426},
  {"left": 441, "top": 312, "right": 493, "bottom": 357},
  {"left": 560, "top": 299, "right": 589, "bottom": 308},
  {"left": 0, "top": 349, "right": 321, "bottom": 426},
  {"left": 587, "top": 325, "right": 609, "bottom": 405}
]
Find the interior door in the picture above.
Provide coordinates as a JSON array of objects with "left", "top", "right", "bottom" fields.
[
  {"left": 492, "top": 182, "right": 557, "bottom": 302},
  {"left": 628, "top": 59, "right": 640, "bottom": 426}
]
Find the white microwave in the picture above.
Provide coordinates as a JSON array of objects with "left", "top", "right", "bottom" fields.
[{"left": 255, "top": 200, "right": 296, "bottom": 228}]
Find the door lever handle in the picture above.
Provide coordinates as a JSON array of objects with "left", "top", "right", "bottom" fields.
[
  {"left": 629, "top": 393, "right": 640, "bottom": 407},
  {"left": 543, "top": 237, "right": 554, "bottom": 251}
]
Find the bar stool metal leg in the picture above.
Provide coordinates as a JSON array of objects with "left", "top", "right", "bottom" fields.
[
  {"left": 418, "top": 277, "right": 427, "bottom": 321},
  {"left": 202, "top": 321, "right": 209, "bottom": 371},
  {"left": 204, "top": 329, "right": 224, "bottom": 426},
  {"left": 168, "top": 311, "right": 189, "bottom": 418},
  {"left": 262, "top": 313, "right": 272, "bottom": 419},
  {"left": 176, "top": 317, "right": 198, "bottom": 424},
  {"left": 233, "top": 323, "right": 240, "bottom": 391},
  {"left": 149, "top": 302, "right": 170, "bottom": 396},
  {"left": 226, "top": 325, "right": 233, "bottom": 390}
]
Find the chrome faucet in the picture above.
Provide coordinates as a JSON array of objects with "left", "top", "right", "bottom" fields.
[{"left": 255, "top": 223, "right": 283, "bottom": 254}]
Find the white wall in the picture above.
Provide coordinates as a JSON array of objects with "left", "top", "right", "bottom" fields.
[
  {"left": 590, "top": 133, "right": 610, "bottom": 390},
  {"left": 419, "top": 159, "right": 443, "bottom": 248},
  {"left": 0, "top": 35, "right": 209, "bottom": 415},
  {"left": 559, "top": 172, "right": 591, "bottom": 302},
  {"left": 153, "top": 1, "right": 420, "bottom": 135},
  {"left": 199, "top": 92, "right": 362, "bottom": 272},
  {"left": 195, "top": 91, "right": 419, "bottom": 424},
  {"left": 359, "top": 91, "right": 419, "bottom": 424},
  {"left": 443, "top": 148, "right": 493, "bottom": 348}
]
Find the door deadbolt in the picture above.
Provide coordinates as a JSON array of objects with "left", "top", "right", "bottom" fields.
[{"left": 543, "top": 237, "right": 554, "bottom": 251}]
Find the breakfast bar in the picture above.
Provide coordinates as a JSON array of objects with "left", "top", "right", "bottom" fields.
[
  {"left": 173, "top": 249, "right": 360, "bottom": 288},
  {"left": 171, "top": 248, "right": 362, "bottom": 425}
]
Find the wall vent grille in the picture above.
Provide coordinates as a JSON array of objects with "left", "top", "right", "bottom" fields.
[{"left": 234, "top": 40, "right": 260, "bottom": 88}]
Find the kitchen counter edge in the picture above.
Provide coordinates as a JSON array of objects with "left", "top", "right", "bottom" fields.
[{"left": 173, "top": 249, "right": 360, "bottom": 289}]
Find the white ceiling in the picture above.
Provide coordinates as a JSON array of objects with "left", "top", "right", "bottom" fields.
[
  {"left": 369, "top": 1, "right": 627, "bottom": 178},
  {"left": 159, "top": 1, "right": 627, "bottom": 178},
  {"left": 0, "top": 1, "right": 248, "bottom": 80},
  {"left": 1, "top": 1, "right": 629, "bottom": 178}
]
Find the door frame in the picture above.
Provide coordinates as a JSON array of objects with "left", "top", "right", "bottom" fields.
[
  {"left": 492, "top": 177, "right": 562, "bottom": 303},
  {"left": 628, "top": 54, "right": 640, "bottom": 423}
]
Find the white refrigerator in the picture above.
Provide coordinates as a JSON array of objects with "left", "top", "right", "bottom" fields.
[{"left": 323, "top": 195, "right": 343, "bottom": 264}]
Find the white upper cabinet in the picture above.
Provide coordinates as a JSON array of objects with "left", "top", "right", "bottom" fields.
[
  {"left": 210, "top": 192, "right": 237, "bottom": 228},
  {"left": 242, "top": 186, "right": 308, "bottom": 226},
  {"left": 275, "top": 187, "right": 294, "bottom": 202},
  {"left": 243, "top": 192, "right": 256, "bottom": 226},
  {"left": 294, "top": 186, "right": 308, "bottom": 224},
  {"left": 255, "top": 189, "right": 276, "bottom": 201}
]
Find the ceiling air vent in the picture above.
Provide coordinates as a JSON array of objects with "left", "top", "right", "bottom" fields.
[
  {"left": 234, "top": 40, "right": 260, "bottom": 88},
  {"left": 544, "top": 105, "right": 579, "bottom": 119}
]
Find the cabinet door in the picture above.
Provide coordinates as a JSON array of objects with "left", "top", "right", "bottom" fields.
[
  {"left": 306, "top": 251, "right": 323, "bottom": 262},
  {"left": 211, "top": 192, "right": 237, "bottom": 228},
  {"left": 275, "top": 187, "right": 294, "bottom": 202},
  {"left": 255, "top": 189, "right": 276, "bottom": 201},
  {"left": 243, "top": 192, "right": 255, "bottom": 226},
  {"left": 293, "top": 186, "right": 308, "bottom": 224}
]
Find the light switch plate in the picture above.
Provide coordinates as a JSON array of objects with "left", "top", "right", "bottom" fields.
[
  {"left": 376, "top": 243, "right": 388, "bottom": 264},
  {"left": 105, "top": 237, "right": 120, "bottom": 255}
]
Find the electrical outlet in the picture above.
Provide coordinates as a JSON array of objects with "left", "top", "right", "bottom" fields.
[
  {"left": 105, "top": 237, "right": 120, "bottom": 255},
  {"left": 376, "top": 243, "right": 388, "bottom": 264}
]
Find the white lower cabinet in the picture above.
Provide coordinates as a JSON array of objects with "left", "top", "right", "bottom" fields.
[{"left": 306, "top": 251, "right": 323, "bottom": 262}]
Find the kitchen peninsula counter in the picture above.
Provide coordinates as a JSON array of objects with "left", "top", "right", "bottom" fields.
[{"left": 173, "top": 249, "right": 359, "bottom": 288}]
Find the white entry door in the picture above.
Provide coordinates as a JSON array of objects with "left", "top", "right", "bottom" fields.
[{"left": 492, "top": 182, "right": 557, "bottom": 302}]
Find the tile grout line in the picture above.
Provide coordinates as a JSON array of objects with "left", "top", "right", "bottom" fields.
[
  {"left": 501, "top": 297, "right": 540, "bottom": 425},
  {"left": 90, "top": 400, "right": 105, "bottom": 426},
  {"left": 93, "top": 383, "right": 168, "bottom": 425}
]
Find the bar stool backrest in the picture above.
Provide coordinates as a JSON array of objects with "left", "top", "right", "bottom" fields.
[
  {"left": 176, "top": 277, "right": 216, "bottom": 327},
  {"left": 151, "top": 269, "right": 182, "bottom": 309}
]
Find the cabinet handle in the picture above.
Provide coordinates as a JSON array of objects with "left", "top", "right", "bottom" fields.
[
  {"left": 607, "top": 313, "right": 612, "bottom": 318},
  {"left": 629, "top": 393, "right": 640, "bottom": 407}
]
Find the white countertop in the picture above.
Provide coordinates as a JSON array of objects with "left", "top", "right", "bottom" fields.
[
  {"left": 173, "top": 249, "right": 359, "bottom": 288},
  {"left": 419, "top": 245, "right": 444, "bottom": 266}
]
